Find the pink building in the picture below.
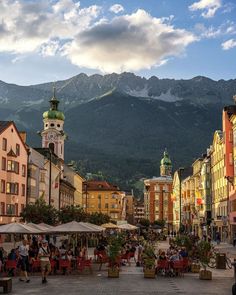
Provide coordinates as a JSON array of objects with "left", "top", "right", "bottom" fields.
[{"left": 0, "top": 121, "right": 28, "bottom": 224}]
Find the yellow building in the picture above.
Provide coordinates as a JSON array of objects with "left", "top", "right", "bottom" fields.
[
  {"left": 192, "top": 158, "right": 204, "bottom": 236},
  {"left": 210, "top": 130, "right": 228, "bottom": 241},
  {"left": 82, "top": 181, "right": 123, "bottom": 220},
  {"left": 64, "top": 164, "right": 84, "bottom": 207}
]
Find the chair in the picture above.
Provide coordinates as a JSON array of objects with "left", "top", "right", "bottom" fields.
[
  {"left": 97, "top": 253, "right": 109, "bottom": 271},
  {"left": 157, "top": 260, "right": 169, "bottom": 275},
  {"left": 59, "top": 259, "right": 71, "bottom": 274},
  {"left": 172, "top": 260, "right": 184, "bottom": 277},
  {"left": 31, "top": 260, "right": 41, "bottom": 273},
  {"left": 182, "top": 257, "right": 189, "bottom": 272},
  {"left": 121, "top": 252, "right": 131, "bottom": 266},
  {"left": 5, "top": 260, "right": 17, "bottom": 276},
  {"left": 78, "top": 258, "right": 92, "bottom": 273},
  {"left": 50, "top": 259, "right": 56, "bottom": 274}
]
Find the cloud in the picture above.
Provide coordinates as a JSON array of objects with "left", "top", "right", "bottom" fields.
[
  {"left": 109, "top": 4, "right": 124, "bottom": 14},
  {"left": 189, "top": 0, "right": 222, "bottom": 18},
  {"left": 222, "top": 39, "right": 236, "bottom": 50},
  {"left": 64, "top": 9, "right": 196, "bottom": 73},
  {"left": 195, "top": 21, "right": 236, "bottom": 38},
  {"left": 0, "top": 0, "right": 101, "bottom": 54}
]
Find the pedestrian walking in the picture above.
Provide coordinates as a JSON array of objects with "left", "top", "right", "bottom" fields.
[
  {"left": 38, "top": 240, "right": 51, "bottom": 284},
  {"left": 18, "top": 240, "right": 30, "bottom": 283},
  {"left": 216, "top": 231, "right": 221, "bottom": 245},
  {"left": 233, "top": 233, "right": 236, "bottom": 247}
]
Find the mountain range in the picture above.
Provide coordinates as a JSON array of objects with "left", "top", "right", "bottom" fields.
[{"left": 0, "top": 72, "right": 235, "bottom": 195}]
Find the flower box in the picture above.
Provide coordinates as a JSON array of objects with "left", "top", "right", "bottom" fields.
[
  {"left": 199, "top": 270, "right": 212, "bottom": 280},
  {"left": 191, "top": 263, "right": 201, "bottom": 273},
  {"left": 143, "top": 268, "right": 156, "bottom": 278},
  {"left": 108, "top": 268, "right": 119, "bottom": 278}
]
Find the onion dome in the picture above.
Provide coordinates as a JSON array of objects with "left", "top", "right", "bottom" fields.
[{"left": 43, "top": 87, "right": 65, "bottom": 121}]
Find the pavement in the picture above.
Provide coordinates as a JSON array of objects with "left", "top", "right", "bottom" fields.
[{"left": 0, "top": 240, "right": 235, "bottom": 295}]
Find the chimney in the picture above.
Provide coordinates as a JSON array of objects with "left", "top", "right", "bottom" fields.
[{"left": 19, "top": 131, "right": 27, "bottom": 143}]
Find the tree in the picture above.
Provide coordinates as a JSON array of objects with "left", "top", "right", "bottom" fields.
[
  {"left": 153, "top": 220, "right": 165, "bottom": 228},
  {"left": 58, "top": 205, "right": 88, "bottom": 223},
  {"left": 88, "top": 212, "right": 110, "bottom": 225},
  {"left": 20, "top": 197, "right": 58, "bottom": 225},
  {"left": 139, "top": 218, "right": 150, "bottom": 227}
]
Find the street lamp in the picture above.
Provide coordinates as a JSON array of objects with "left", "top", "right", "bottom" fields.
[
  {"left": 178, "top": 167, "right": 185, "bottom": 233},
  {"left": 84, "top": 182, "right": 88, "bottom": 214}
]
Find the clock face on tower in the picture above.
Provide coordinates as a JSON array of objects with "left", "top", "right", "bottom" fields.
[{"left": 47, "top": 132, "right": 57, "bottom": 141}]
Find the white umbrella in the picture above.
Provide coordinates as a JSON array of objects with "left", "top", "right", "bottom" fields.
[
  {"left": 49, "top": 221, "right": 103, "bottom": 233},
  {"left": 101, "top": 222, "right": 118, "bottom": 229},
  {"left": 27, "top": 223, "right": 51, "bottom": 233},
  {"left": 38, "top": 223, "right": 54, "bottom": 229},
  {"left": 0, "top": 223, "right": 42, "bottom": 234},
  {"left": 79, "top": 222, "right": 105, "bottom": 231},
  {"left": 118, "top": 223, "right": 138, "bottom": 231}
]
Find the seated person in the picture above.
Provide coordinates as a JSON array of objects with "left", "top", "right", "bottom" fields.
[
  {"left": 159, "top": 251, "right": 167, "bottom": 261},
  {"left": 179, "top": 247, "right": 188, "bottom": 258}
]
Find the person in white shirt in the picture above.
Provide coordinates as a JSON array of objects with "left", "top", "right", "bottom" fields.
[
  {"left": 38, "top": 240, "right": 51, "bottom": 284},
  {"left": 18, "top": 240, "right": 30, "bottom": 283}
]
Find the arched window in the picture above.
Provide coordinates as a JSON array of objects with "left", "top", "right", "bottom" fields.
[{"left": 49, "top": 142, "right": 55, "bottom": 152}]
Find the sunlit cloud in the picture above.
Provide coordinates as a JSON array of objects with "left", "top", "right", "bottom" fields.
[
  {"left": 222, "top": 39, "right": 236, "bottom": 50},
  {"left": 189, "top": 0, "right": 222, "bottom": 18},
  {"left": 109, "top": 4, "right": 124, "bottom": 14}
]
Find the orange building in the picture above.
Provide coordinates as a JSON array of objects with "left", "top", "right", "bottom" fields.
[
  {"left": 82, "top": 180, "right": 123, "bottom": 220},
  {"left": 144, "top": 150, "right": 173, "bottom": 228},
  {"left": 0, "top": 121, "right": 28, "bottom": 224}
]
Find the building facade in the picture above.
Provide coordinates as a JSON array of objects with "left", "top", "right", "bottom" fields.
[
  {"left": 27, "top": 147, "right": 46, "bottom": 204},
  {"left": 83, "top": 181, "right": 123, "bottom": 220},
  {"left": 134, "top": 200, "right": 145, "bottom": 223},
  {"left": 144, "top": 150, "right": 173, "bottom": 228},
  {"left": 0, "top": 121, "right": 28, "bottom": 224},
  {"left": 210, "top": 130, "right": 228, "bottom": 241}
]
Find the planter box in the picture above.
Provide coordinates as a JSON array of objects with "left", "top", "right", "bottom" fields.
[
  {"left": 199, "top": 270, "right": 212, "bottom": 280},
  {"left": 191, "top": 263, "right": 201, "bottom": 273},
  {"left": 108, "top": 268, "right": 119, "bottom": 278},
  {"left": 144, "top": 268, "right": 156, "bottom": 278}
]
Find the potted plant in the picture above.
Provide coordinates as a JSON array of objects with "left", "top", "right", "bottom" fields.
[
  {"left": 142, "top": 244, "right": 156, "bottom": 278},
  {"left": 197, "top": 240, "right": 212, "bottom": 280},
  {"left": 107, "top": 235, "right": 123, "bottom": 278}
]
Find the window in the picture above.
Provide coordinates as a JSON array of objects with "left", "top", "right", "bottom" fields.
[
  {"left": 21, "top": 184, "right": 25, "bottom": 196},
  {"left": 6, "top": 183, "right": 19, "bottom": 195},
  {"left": 105, "top": 203, "right": 109, "bottom": 209},
  {"left": 7, "top": 160, "right": 19, "bottom": 173},
  {"left": 57, "top": 124, "right": 60, "bottom": 128},
  {"left": 40, "top": 172, "right": 45, "bottom": 182},
  {"left": 22, "top": 165, "right": 26, "bottom": 177},
  {"left": 6, "top": 204, "right": 15, "bottom": 215},
  {"left": 2, "top": 138, "right": 7, "bottom": 151},
  {"left": 0, "top": 202, "right": 5, "bottom": 215},
  {"left": 21, "top": 204, "right": 25, "bottom": 213},
  {"left": 16, "top": 144, "right": 20, "bottom": 156},
  {"left": 1, "top": 157, "right": 6, "bottom": 171},
  {"left": 50, "top": 123, "right": 55, "bottom": 127},
  {"left": 1, "top": 180, "right": 5, "bottom": 193},
  {"left": 15, "top": 203, "right": 18, "bottom": 216}
]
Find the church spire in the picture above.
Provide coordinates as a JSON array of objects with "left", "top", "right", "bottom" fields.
[
  {"left": 49, "top": 85, "right": 59, "bottom": 111},
  {"left": 160, "top": 148, "right": 172, "bottom": 177}
]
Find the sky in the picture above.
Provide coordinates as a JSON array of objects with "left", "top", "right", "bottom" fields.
[{"left": 0, "top": 0, "right": 235, "bottom": 85}]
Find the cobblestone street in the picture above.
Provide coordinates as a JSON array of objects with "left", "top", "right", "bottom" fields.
[{"left": 0, "top": 241, "right": 234, "bottom": 294}]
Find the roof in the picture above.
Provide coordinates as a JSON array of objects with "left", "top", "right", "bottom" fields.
[
  {"left": 179, "top": 167, "right": 193, "bottom": 181},
  {"left": 144, "top": 176, "right": 173, "bottom": 184},
  {"left": 60, "top": 178, "right": 76, "bottom": 191},
  {"left": 0, "top": 121, "right": 28, "bottom": 153},
  {"left": 0, "top": 121, "right": 11, "bottom": 134},
  {"left": 83, "top": 181, "right": 120, "bottom": 191}
]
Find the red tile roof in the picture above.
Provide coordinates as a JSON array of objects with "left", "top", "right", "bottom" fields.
[{"left": 83, "top": 181, "right": 120, "bottom": 191}]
